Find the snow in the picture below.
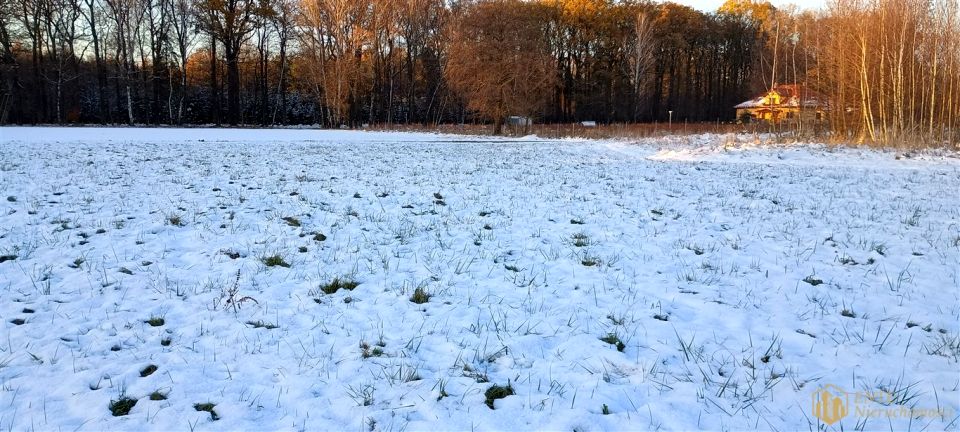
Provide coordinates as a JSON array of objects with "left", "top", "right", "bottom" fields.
[{"left": 0, "top": 127, "right": 958, "bottom": 431}]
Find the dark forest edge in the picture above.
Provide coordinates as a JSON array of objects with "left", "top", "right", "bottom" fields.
[{"left": 0, "top": 0, "right": 957, "bottom": 148}]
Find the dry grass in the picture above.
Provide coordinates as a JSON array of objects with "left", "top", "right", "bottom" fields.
[
  {"left": 369, "top": 122, "right": 742, "bottom": 139},
  {"left": 367, "top": 122, "right": 958, "bottom": 149}
]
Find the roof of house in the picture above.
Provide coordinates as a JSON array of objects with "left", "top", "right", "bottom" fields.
[{"left": 735, "top": 84, "right": 826, "bottom": 109}]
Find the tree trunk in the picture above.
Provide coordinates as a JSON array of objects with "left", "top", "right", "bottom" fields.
[
  {"left": 210, "top": 35, "right": 220, "bottom": 125},
  {"left": 272, "top": 38, "right": 287, "bottom": 125},
  {"left": 152, "top": 62, "right": 163, "bottom": 124},
  {"left": 125, "top": 83, "right": 134, "bottom": 124},
  {"left": 85, "top": 0, "right": 109, "bottom": 123},
  {"left": 225, "top": 43, "right": 240, "bottom": 125},
  {"left": 258, "top": 39, "right": 268, "bottom": 125}
]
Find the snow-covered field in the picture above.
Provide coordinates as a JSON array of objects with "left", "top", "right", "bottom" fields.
[{"left": 0, "top": 127, "right": 958, "bottom": 431}]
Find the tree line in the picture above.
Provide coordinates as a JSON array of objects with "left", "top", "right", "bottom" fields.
[{"left": 0, "top": 0, "right": 957, "bottom": 143}]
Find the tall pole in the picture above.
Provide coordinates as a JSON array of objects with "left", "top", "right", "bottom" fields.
[{"left": 669, "top": 110, "right": 673, "bottom": 129}]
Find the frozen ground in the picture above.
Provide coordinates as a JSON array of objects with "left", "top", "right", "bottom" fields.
[{"left": 0, "top": 127, "right": 958, "bottom": 431}]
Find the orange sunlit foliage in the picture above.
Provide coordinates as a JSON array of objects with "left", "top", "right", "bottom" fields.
[
  {"left": 446, "top": 0, "right": 556, "bottom": 134},
  {"left": 185, "top": 49, "right": 218, "bottom": 88}
]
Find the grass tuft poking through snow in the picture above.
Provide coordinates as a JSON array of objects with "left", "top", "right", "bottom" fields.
[
  {"left": 410, "top": 287, "right": 431, "bottom": 304},
  {"left": 484, "top": 383, "right": 514, "bottom": 409},
  {"left": 109, "top": 397, "right": 137, "bottom": 417},
  {"left": 139, "top": 364, "right": 158, "bottom": 377},
  {"left": 193, "top": 403, "right": 219, "bottom": 421},
  {"left": 261, "top": 254, "right": 289, "bottom": 268},
  {"left": 145, "top": 316, "right": 165, "bottom": 327},
  {"left": 599, "top": 333, "right": 626, "bottom": 352},
  {"left": 319, "top": 277, "right": 359, "bottom": 295}
]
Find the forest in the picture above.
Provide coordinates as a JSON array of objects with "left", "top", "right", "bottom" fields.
[{"left": 0, "top": 0, "right": 958, "bottom": 144}]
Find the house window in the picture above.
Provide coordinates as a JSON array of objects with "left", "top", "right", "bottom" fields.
[{"left": 786, "top": 112, "right": 795, "bottom": 119}]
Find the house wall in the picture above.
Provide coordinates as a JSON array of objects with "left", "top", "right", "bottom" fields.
[{"left": 738, "top": 107, "right": 825, "bottom": 125}]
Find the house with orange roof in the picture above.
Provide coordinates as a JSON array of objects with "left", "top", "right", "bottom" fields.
[{"left": 735, "top": 84, "right": 827, "bottom": 124}]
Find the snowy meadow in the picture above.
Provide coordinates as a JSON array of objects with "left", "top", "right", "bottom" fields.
[{"left": 0, "top": 128, "right": 958, "bottom": 431}]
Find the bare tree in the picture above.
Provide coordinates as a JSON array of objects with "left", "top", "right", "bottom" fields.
[
  {"left": 367, "top": 0, "right": 397, "bottom": 125},
  {"left": 105, "top": 0, "right": 145, "bottom": 124},
  {"left": 628, "top": 11, "right": 655, "bottom": 121},
  {"left": 80, "top": 0, "right": 110, "bottom": 122},
  {"left": 269, "top": 0, "right": 295, "bottom": 124},
  {"left": 42, "top": 0, "right": 83, "bottom": 123},
  {"left": 252, "top": 0, "right": 271, "bottom": 124},
  {"left": 395, "top": 0, "right": 446, "bottom": 124},
  {"left": 0, "top": 0, "right": 13, "bottom": 65},
  {"left": 167, "top": 0, "right": 193, "bottom": 123},
  {"left": 195, "top": 0, "right": 259, "bottom": 125},
  {"left": 16, "top": 0, "right": 49, "bottom": 122},
  {"left": 813, "top": 0, "right": 960, "bottom": 145},
  {"left": 0, "top": 0, "right": 955, "bottom": 144},
  {"left": 144, "top": 0, "right": 170, "bottom": 123},
  {"left": 0, "top": 0, "right": 18, "bottom": 123},
  {"left": 299, "top": 0, "right": 371, "bottom": 126}
]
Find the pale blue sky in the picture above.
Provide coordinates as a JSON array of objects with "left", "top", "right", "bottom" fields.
[{"left": 668, "top": 0, "right": 827, "bottom": 12}]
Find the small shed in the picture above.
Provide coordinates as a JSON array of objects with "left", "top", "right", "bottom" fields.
[{"left": 507, "top": 116, "right": 532, "bottom": 127}]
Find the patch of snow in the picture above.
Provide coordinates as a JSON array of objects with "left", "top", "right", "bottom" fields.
[{"left": 0, "top": 128, "right": 957, "bottom": 431}]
